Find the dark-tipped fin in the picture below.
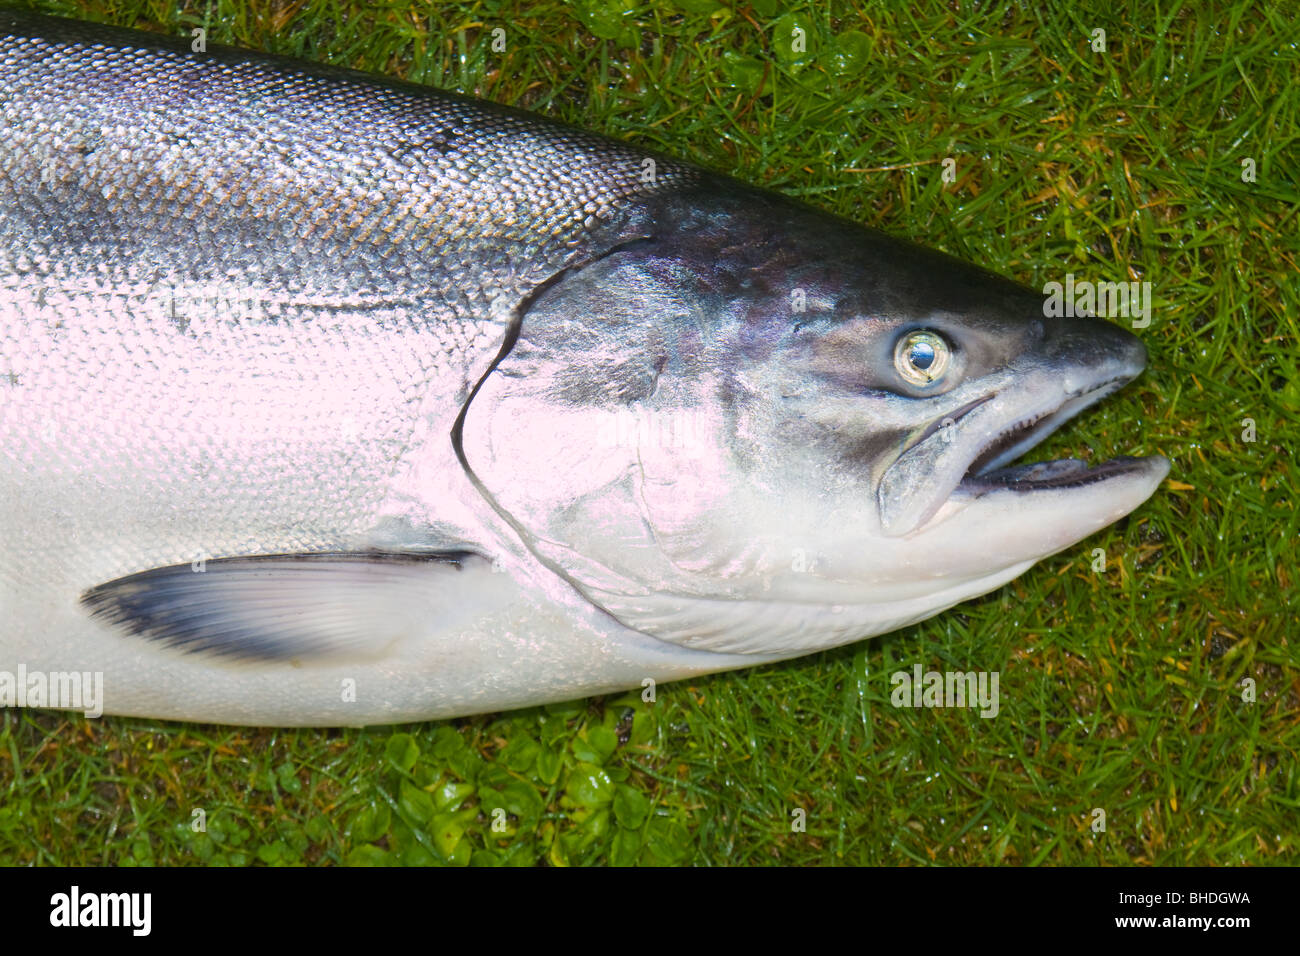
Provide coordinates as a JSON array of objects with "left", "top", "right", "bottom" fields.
[{"left": 81, "top": 551, "right": 506, "bottom": 664}]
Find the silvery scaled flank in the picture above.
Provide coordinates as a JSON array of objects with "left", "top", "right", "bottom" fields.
[{"left": 0, "top": 12, "right": 1169, "bottom": 726}]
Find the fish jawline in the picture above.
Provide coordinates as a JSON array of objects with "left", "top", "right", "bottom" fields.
[{"left": 881, "top": 371, "right": 1161, "bottom": 538}]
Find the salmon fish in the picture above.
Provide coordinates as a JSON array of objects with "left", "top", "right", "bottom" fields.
[{"left": 0, "top": 12, "right": 1167, "bottom": 725}]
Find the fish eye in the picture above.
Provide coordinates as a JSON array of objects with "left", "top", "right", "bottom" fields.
[{"left": 893, "top": 329, "right": 951, "bottom": 386}]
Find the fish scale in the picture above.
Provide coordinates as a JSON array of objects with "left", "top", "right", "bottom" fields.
[
  {"left": 0, "top": 10, "right": 694, "bottom": 577},
  {"left": 0, "top": 12, "right": 697, "bottom": 317}
]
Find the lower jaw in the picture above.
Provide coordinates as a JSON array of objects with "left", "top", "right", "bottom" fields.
[
  {"left": 958, "top": 455, "right": 1153, "bottom": 494},
  {"left": 906, "top": 453, "right": 1168, "bottom": 559}
]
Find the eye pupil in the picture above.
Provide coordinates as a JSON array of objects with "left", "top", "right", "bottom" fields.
[{"left": 909, "top": 343, "right": 935, "bottom": 370}]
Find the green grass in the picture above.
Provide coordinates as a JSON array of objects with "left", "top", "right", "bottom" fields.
[{"left": 1, "top": 0, "right": 1296, "bottom": 866}]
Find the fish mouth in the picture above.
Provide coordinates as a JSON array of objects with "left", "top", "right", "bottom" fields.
[
  {"left": 878, "top": 363, "right": 1167, "bottom": 538},
  {"left": 962, "top": 454, "right": 1153, "bottom": 492},
  {"left": 956, "top": 376, "right": 1141, "bottom": 492}
]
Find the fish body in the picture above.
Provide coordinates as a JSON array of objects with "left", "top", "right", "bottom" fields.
[{"left": 0, "top": 12, "right": 1167, "bottom": 725}]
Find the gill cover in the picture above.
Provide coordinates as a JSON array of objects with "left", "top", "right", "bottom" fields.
[{"left": 457, "top": 228, "right": 873, "bottom": 655}]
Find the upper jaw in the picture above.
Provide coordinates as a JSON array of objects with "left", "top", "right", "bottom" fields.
[{"left": 876, "top": 358, "right": 1156, "bottom": 538}]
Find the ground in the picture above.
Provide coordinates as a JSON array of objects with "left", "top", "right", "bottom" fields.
[{"left": 1, "top": 0, "right": 1295, "bottom": 865}]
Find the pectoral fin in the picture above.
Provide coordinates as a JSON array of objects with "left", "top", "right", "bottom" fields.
[{"left": 81, "top": 551, "right": 509, "bottom": 664}]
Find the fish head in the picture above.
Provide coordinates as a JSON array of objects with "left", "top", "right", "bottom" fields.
[{"left": 458, "top": 184, "right": 1168, "bottom": 656}]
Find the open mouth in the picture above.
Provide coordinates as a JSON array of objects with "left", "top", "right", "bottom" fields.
[
  {"left": 878, "top": 353, "right": 1167, "bottom": 537},
  {"left": 956, "top": 377, "right": 1150, "bottom": 494},
  {"left": 962, "top": 454, "right": 1152, "bottom": 491}
]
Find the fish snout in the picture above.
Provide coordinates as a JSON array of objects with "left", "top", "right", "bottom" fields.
[{"left": 1039, "top": 316, "right": 1148, "bottom": 393}]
